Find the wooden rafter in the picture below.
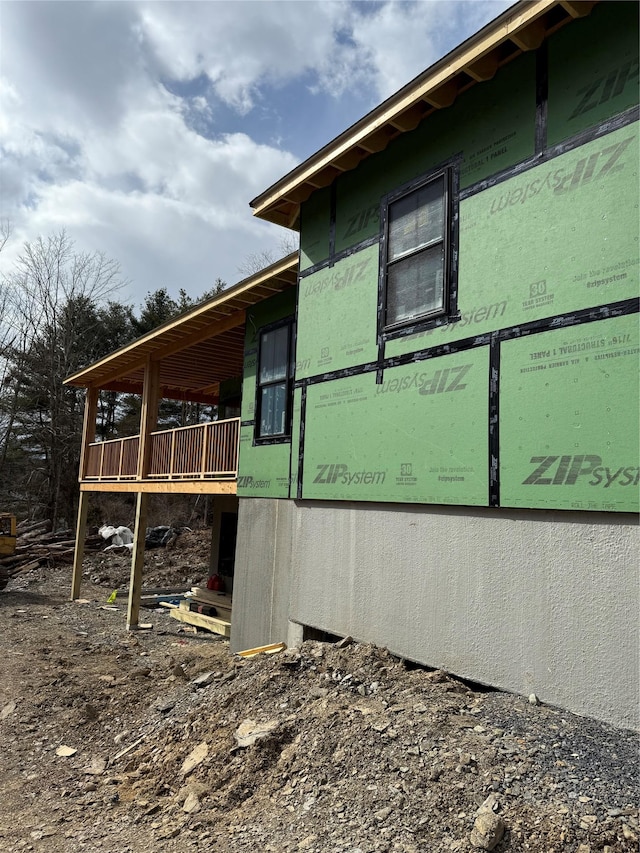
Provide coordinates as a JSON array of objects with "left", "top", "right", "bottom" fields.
[
  {"left": 465, "top": 52, "right": 500, "bottom": 82},
  {"left": 64, "top": 253, "right": 298, "bottom": 396},
  {"left": 509, "top": 19, "right": 546, "bottom": 50},
  {"left": 559, "top": 1, "right": 597, "bottom": 18},
  {"left": 423, "top": 80, "right": 459, "bottom": 109},
  {"left": 389, "top": 103, "right": 426, "bottom": 132},
  {"left": 250, "top": 1, "right": 599, "bottom": 227}
]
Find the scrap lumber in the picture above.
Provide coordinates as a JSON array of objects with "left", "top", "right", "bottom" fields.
[
  {"left": 190, "top": 586, "right": 232, "bottom": 607},
  {"left": 139, "top": 593, "right": 187, "bottom": 608},
  {"left": 9, "top": 560, "right": 42, "bottom": 577},
  {"left": 188, "top": 587, "right": 232, "bottom": 619},
  {"left": 0, "top": 523, "right": 104, "bottom": 579},
  {"left": 15, "top": 520, "right": 50, "bottom": 537},
  {"left": 116, "top": 586, "right": 189, "bottom": 598},
  {"left": 237, "top": 642, "right": 287, "bottom": 658},
  {"left": 170, "top": 607, "right": 231, "bottom": 638}
]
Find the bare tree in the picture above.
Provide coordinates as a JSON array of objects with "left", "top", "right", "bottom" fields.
[
  {"left": 1, "top": 231, "right": 127, "bottom": 526},
  {"left": 236, "top": 233, "right": 299, "bottom": 277},
  {"left": 0, "top": 220, "right": 19, "bottom": 479}
]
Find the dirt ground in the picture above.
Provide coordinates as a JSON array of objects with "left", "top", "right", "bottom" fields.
[{"left": 0, "top": 531, "right": 637, "bottom": 853}]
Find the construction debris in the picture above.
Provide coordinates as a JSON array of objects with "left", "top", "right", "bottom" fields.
[
  {"left": 169, "top": 602, "right": 231, "bottom": 638},
  {"left": 237, "top": 642, "right": 287, "bottom": 659},
  {"left": 165, "top": 586, "right": 234, "bottom": 637},
  {"left": 98, "top": 525, "right": 134, "bottom": 546},
  {"left": 0, "top": 518, "right": 103, "bottom": 589}
]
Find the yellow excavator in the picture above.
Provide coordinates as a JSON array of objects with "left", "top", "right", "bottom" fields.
[{"left": 0, "top": 513, "right": 17, "bottom": 590}]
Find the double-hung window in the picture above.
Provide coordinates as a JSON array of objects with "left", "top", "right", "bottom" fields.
[
  {"left": 256, "top": 320, "right": 293, "bottom": 440},
  {"left": 383, "top": 168, "right": 453, "bottom": 330}
]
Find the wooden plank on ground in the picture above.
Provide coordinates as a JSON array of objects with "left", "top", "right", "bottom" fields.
[
  {"left": 237, "top": 642, "right": 287, "bottom": 658},
  {"left": 188, "top": 602, "right": 232, "bottom": 621},
  {"left": 116, "top": 587, "right": 190, "bottom": 598},
  {"left": 170, "top": 607, "right": 231, "bottom": 638},
  {"left": 190, "top": 587, "right": 233, "bottom": 607},
  {"left": 140, "top": 593, "right": 187, "bottom": 607}
]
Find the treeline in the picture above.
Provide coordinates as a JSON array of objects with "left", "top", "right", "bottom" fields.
[{"left": 0, "top": 230, "right": 225, "bottom": 530}]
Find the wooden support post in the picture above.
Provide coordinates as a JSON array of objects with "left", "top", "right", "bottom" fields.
[
  {"left": 137, "top": 357, "right": 160, "bottom": 480},
  {"left": 71, "top": 386, "right": 98, "bottom": 600},
  {"left": 127, "top": 491, "right": 149, "bottom": 630},
  {"left": 127, "top": 360, "right": 159, "bottom": 630},
  {"left": 80, "top": 386, "right": 99, "bottom": 480},
  {"left": 70, "top": 491, "right": 90, "bottom": 600}
]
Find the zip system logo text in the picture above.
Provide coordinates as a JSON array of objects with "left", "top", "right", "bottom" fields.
[
  {"left": 490, "top": 135, "right": 634, "bottom": 215},
  {"left": 238, "top": 476, "right": 272, "bottom": 489},
  {"left": 376, "top": 364, "right": 471, "bottom": 396},
  {"left": 522, "top": 455, "right": 639, "bottom": 487},
  {"left": 313, "top": 464, "right": 386, "bottom": 486}
]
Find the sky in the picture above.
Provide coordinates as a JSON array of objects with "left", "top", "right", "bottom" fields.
[{"left": 0, "top": 0, "right": 513, "bottom": 310}]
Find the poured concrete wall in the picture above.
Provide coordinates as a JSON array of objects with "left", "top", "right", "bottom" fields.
[
  {"left": 233, "top": 497, "right": 639, "bottom": 730},
  {"left": 230, "top": 498, "right": 295, "bottom": 653}
]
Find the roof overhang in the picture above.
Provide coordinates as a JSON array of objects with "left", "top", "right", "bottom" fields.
[
  {"left": 64, "top": 253, "right": 299, "bottom": 404},
  {"left": 250, "top": 0, "right": 598, "bottom": 229}
]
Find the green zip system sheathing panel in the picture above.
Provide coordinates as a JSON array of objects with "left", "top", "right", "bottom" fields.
[
  {"left": 302, "top": 347, "right": 489, "bottom": 505},
  {"left": 240, "top": 288, "right": 297, "bottom": 423},
  {"left": 387, "top": 122, "right": 639, "bottom": 358},
  {"left": 238, "top": 427, "right": 293, "bottom": 498},
  {"left": 300, "top": 186, "right": 331, "bottom": 271},
  {"left": 296, "top": 243, "right": 379, "bottom": 379},
  {"left": 547, "top": 1, "right": 639, "bottom": 147},
  {"left": 500, "top": 314, "right": 639, "bottom": 512},
  {"left": 333, "top": 51, "right": 535, "bottom": 255},
  {"left": 289, "top": 387, "right": 303, "bottom": 498},
  {"left": 237, "top": 288, "right": 296, "bottom": 498}
]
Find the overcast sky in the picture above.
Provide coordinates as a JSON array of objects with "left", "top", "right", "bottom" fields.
[{"left": 0, "top": 0, "right": 512, "bottom": 309}]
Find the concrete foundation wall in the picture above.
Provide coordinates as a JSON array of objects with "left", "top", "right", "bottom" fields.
[
  {"left": 233, "top": 498, "right": 639, "bottom": 730},
  {"left": 230, "top": 498, "right": 294, "bottom": 652}
]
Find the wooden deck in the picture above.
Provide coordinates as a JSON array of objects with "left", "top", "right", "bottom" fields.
[{"left": 81, "top": 417, "right": 240, "bottom": 494}]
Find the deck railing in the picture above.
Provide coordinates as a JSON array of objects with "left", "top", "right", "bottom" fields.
[{"left": 84, "top": 418, "right": 241, "bottom": 481}]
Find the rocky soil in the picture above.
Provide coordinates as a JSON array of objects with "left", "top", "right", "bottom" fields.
[{"left": 0, "top": 533, "right": 637, "bottom": 853}]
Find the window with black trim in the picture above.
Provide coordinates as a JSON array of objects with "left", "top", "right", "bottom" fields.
[
  {"left": 256, "top": 319, "right": 294, "bottom": 440},
  {"left": 383, "top": 167, "right": 453, "bottom": 330}
]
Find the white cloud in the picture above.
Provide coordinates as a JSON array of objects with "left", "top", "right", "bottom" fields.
[
  {"left": 342, "top": 0, "right": 514, "bottom": 102},
  {"left": 0, "top": 0, "right": 515, "bottom": 308},
  {"left": 139, "top": 1, "right": 348, "bottom": 112}
]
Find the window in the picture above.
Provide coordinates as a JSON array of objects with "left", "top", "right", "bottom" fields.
[
  {"left": 383, "top": 168, "right": 454, "bottom": 330},
  {"left": 256, "top": 320, "right": 293, "bottom": 439}
]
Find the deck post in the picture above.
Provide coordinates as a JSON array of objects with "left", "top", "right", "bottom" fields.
[
  {"left": 71, "top": 386, "right": 99, "bottom": 599},
  {"left": 79, "top": 386, "right": 99, "bottom": 480},
  {"left": 137, "top": 357, "right": 160, "bottom": 480},
  {"left": 127, "top": 491, "right": 149, "bottom": 630},
  {"left": 127, "top": 359, "right": 159, "bottom": 629},
  {"left": 70, "top": 491, "right": 90, "bottom": 600}
]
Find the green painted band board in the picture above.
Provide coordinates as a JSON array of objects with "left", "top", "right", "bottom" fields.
[
  {"left": 499, "top": 314, "right": 639, "bottom": 512},
  {"left": 301, "top": 347, "right": 489, "bottom": 505},
  {"left": 295, "top": 244, "right": 380, "bottom": 379},
  {"left": 386, "top": 122, "right": 639, "bottom": 358},
  {"left": 547, "top": 2, "right": 639, "bottom": 147}
]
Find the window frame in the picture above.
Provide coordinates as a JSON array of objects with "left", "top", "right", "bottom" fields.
[
  {"left": 379, "top": 163, "right": 459, "bottom": 340},
  {"left": 254, "top": 316, "right": 295, "bottom": 444}
]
